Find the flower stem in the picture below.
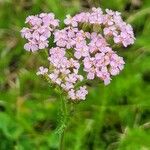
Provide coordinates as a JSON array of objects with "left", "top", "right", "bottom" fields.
[
  {"left": 59, "top": 93, "right": 68, "bottom": 150},
  {"left": 59, "top": 127, "right": 65, "bottom": 150}
]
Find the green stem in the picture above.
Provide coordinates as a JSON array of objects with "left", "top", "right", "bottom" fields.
[
  {"left": 59, "top": 94, "right": 68, "bottom": 150},
  {"left": 59, "top": 127, "right": 65, "bottom": 150}
]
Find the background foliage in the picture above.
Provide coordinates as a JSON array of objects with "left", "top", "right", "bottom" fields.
[{"left": 0, "top": 0, "right": 150, "bottom": 149}]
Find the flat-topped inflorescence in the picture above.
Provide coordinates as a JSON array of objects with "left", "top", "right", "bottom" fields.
[{"left": 21, "top": 7, "right": 135, "bottom": 101}]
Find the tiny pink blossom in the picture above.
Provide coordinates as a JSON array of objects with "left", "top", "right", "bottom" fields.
[
  {"left": 76, "top": 86, "right": 88, "bottom": 100},
  {"left": 36, "top": 66, "right": 48, "bottom": 75}
]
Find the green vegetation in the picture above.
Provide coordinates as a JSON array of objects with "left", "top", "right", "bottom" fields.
[{"left": 0, "top": 0, "right": 150, "bottom": 149}]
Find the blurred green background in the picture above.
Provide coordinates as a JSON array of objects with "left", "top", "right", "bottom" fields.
[{"left": 0, "top": 0, "right": 150, "bottom": 149}]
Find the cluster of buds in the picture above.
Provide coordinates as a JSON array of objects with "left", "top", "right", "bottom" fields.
[{"left": 21, "top": 7, "right": 135, "bottom": 101}]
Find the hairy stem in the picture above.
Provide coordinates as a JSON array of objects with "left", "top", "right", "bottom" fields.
[
  {"left": 59, "top": 127, "right": 65, "bottom": 150},
  {"left": 59, "top": 93, "right": 68, "bottom": 150}
]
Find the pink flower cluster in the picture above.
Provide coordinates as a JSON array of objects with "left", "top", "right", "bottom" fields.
[
  {"left": 21, "top": 13, "right": 59, "bottom": 52},
  {"left": 64, "top": 8, "right": 135, "bottom": 47},
  {"left": 48, "top": 47, "right": 87, "bottom": 100},
  {"left": 21, "top": 7, "right": 135, "bottom": 101},
  {"left": 53, "top": 27, "right": 124, "bottom": 86}
]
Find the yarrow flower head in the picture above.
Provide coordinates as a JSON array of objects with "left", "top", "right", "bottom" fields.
[
  {"left": 21, "top": 13, "right": 59, "bottom": 52},
  {"left": 21, "top": 7, "right": 135, "bottom": 101}
]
